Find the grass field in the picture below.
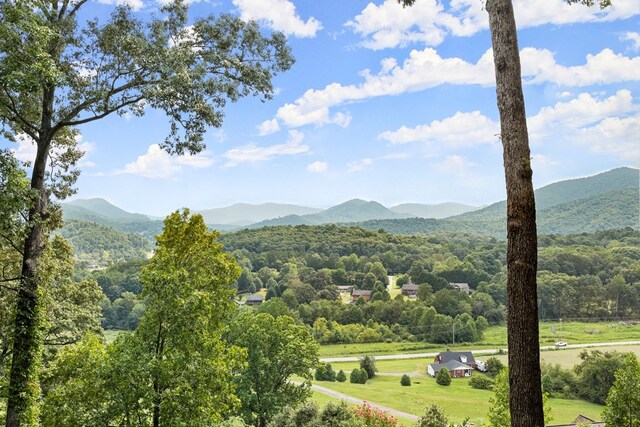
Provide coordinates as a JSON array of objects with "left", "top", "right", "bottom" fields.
[
  {"left": 319, "top": 321, "right": 640, "bottom": 357},
  {"left": 309, "top": 375, "right": 603, "bottom": 425}
]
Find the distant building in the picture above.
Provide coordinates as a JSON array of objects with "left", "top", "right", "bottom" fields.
[
  {"left": 401, "top": 283, "right": 420, "bottom": 296},
  {"left": 450, "top": 282, "right": 471, "bottom": 293},
  {"left": 428, "top": 360, "right": 473, "bottom": 378},
  {"left": 351, "top": 289, "right": 372, "bottom": 302},
  {"left": 245, "top": 294, "right": 264, "bottom": 306},
  {"left": 337, "top": 285, "right": 354, "bottom": 294},
  {"left": 434, "top": 350, "right": 477, "bottom": 369},
  {"left": 546, "top": 415, "right": 605, "bottom": 427}
]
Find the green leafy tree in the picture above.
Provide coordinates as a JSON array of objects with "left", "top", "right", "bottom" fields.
[
  {"left": 469, "top": 375, "right": 493, "bottom": 390},
  {"left": 416, "top": 403, "right": 449, "bottom": 427},
  {"left": 360, "top": 355, "right": 377, "bottom": 379},
  {"left": 0, "top": 0, "right": 293, "bottom": 423},
  {"left": 336, "top": 370, "right": 347, "bottom": 383},
  {"left": 228, "top": 312, "right": 319, "bottom": 427},
  {"left": 486, "top": 357, "right": 506, "bottom": 378},
  {"left": 350, "top": 369, "right": 368, "bottom": 384},
  {"left": 602, "top": 353, "right": 640, "bottom": 427},
  {"left": 574, "top": 350, "right": 627, "bottom": 404},
  {"left": 137, "top": 210, "right": 244, "bottom": 426},
  {"left": 436, "top": 368, "right": 451, "bottom": 386},
  {"left": 488, "top": 369, "right": 553, "bottom": 427}
]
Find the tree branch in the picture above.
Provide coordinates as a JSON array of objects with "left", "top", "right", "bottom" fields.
[
  {"left": 57, "top": 96, "right": 144, "bottom": 128},
  {"left": 0, "top": 88, "right": 41, "bottom": 139}
]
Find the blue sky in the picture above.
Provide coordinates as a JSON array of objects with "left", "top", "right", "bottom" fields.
[{"left": 8, "top": 0, "right": 640, "bottom": 216}]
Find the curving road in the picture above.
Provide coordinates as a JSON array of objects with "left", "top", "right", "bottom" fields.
[{"left": 320, "top": 341, "right": 640, "bottom": 363}]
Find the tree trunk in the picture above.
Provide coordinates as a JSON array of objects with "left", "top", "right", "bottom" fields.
[
  {"left": 5, "top": 139, "right": 51, "bottom": 427},
  {"left": 486, "top": 1, "right": 544, "bottom": 426}
]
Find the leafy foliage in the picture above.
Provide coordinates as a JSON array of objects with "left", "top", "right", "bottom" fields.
[
  {"left": 469, "top": 375, "right": 493, "bottom": 390},
  {"left": 574, "top": 350, "right": 628, "bottom": 404},
  {"left": 400, "top": 374, "right": 411, "bottom": 386},
  {"left": 602, "top": 353, "right": 640, "bottom": 427},
  {"left": 416, "top": 403, "right": 449, "bottom": 427},
  {"left": 350, "top": 368, "right": 368, "bottom": 384},
  {"left": 435, "top": 368, "right": 451, "bottom": 386},
  {"left": 359, "top": 355, "right": 377, "bottom": 379}
]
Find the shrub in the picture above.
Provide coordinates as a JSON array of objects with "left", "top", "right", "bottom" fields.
[
  {"left": 436, "top": 368, "right": 451, "bottom": 386},
  {"left": 336, "top": 370, "right": 346, "bottom": 382},
  {"left": 469, "top": 375, "right": 493, "bottom": 390},
  {"left": 315, "top": 363, "right": 336, "bottom": 382},
  {"left": 360, "top": 355, "right": 377, "bottom": 379},
  {"left": 350, "top": 368, "right": 367, "bottom": 384},
  {"left": 400, "top": 374, "right": 411, "bottom": 386},
  {"left": 353, "top": 403, "right": 400, "bottom": 427},
  {"left": 486, "top": 356, "right": 505, "bottom": 378}
]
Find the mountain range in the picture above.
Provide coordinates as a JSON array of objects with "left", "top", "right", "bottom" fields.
[{"left": 61, "top": 167, "right": 639, "bottom": 238}]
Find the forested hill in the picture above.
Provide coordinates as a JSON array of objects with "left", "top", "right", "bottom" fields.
[{"left": 354, "top": 167, "right": 639, "bottom": 237}]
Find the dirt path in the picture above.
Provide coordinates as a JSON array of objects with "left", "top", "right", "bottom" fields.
[{"left": 310, "top": 383, "right": 419, "bottom": 421}]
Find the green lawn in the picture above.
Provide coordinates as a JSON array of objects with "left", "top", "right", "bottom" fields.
[{"left": 310, "top": 375, "right": 604, "bottom": 425}]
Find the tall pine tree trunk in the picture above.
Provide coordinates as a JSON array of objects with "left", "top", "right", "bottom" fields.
[{"left": 486, "top": 1, "right": 544, "bottom": 426}]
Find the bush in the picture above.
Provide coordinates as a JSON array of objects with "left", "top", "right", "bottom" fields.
[
  {"left": 360, "top": 355, "right": 377, "bottom": 379},
  {"left": 350, "top": 368, "right": 368, "bottom": 384},
  {"left": 336, "top": 370, "right": 347, "bottom": 382},
  {"left": 469, "top": 375, "right": 493, "bottom": 390},
  {"left": 486, "top": 356, "right": 505, "bottom": 378},
  {"left": 436, "top": 368, "right": 451, "bottom": 386},
  {"left": 400, "top": 374, "right": 411, "bottom": 386},
  {"left": 315, "top": 363, "right": 336, "bottom": 382}
]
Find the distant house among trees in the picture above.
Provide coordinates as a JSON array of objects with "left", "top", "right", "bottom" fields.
[
  {"left": 351, "top": 289, "right": 372, "bottom": 302},
  {"left": 401, "top": 283, "right": 419, "bottom": 296},
  {"left": 337, "top": 285, "right": 354, "bottom": 294},
  {"left": 434, "top": 350, "right": 477, "bottom": 369},
  {"left": 546, "top": 415, "right": 605, "bottom": 427},
  {"left": 245, "top": 294, "right": 264, "bottom": 306},
  {"left": 450, "top": 282, "right": 471, "bottom": 293},
  {"left": 428, "top": 360, "right": 473, "bottom": 378}
]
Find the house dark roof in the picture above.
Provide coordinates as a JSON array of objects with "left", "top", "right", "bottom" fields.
[
  {"left": 352, "top": 290, "right": 372, "bottom": 297},
  {"left": 437, "top": 351, "right": 476, "bottom": 365},
  {"left": 401, "top": 283, "right": 420, "bottom": 291},
  {"left": 246, "top": 294, "right": 264, "bottom": 302},
  {"left": 546, "top": 415, "right": 605, "bottom": 427},
  {"left": 450, "top": 282, "right": 471, "bottom": 293},
  {"left": 429, "top": 360, "right": 473, "bottom": 372}
]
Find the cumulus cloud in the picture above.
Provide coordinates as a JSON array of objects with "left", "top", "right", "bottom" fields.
[
  {"left": 379, "top": 90, "right": 640, "bottom": 161},
  {"left": 622, "top": 32, "right": 640, "bottom": 51},
  {"left": 307, "top": 161, "right": 328, "bottom": 173},
  {"left": 11, "top": 133, "right": 96, "bottom": 168},
  {"left": 96, "top": 0, "right": 143, "bottom": 11},
  {"left": 379, "top": 111, "right": 498, "bottom": 146},
  {"left": 117, "top": 144, "right": 214, "bottom": 178},
  {"left": 223, "top": 130, "right": 309, "bottom": 167},
  {"left": 271, "top": 47, "right": 639, "bottom": 130},
  {"left": 348, "top": 0, "right": 639, "bottom": 50},
  {"left": 258, "top": 118, "right": 281, "bottom": 136},
  {"left": 233, "top": 0, "right": 322, "bottom": 37}
]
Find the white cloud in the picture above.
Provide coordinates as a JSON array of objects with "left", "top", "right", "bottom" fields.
[
  {"left": 432, "top": 155, "right": 476, "bottom": 177},
  {"left": 307, "top": 161, "right": 328, "bottom": 173},
  {"left": 223, "top": 130, "right": 309, "bottom": 167},
  {"left": 233, "top": 0, "right": 322, "bottom": 37},
  {"left": 258, "top": 118, "right": 281, "bottom": 136},
  {"left": 272, "top": 47, "right": 640, "bottom": 129},
  {"left": 379, "top": 111, "right": 498, "bottom": 146},
  {"left": 527, "top": 90, "right": 639, "bottom": 139},
  {"left": 577, "top": 114, "right": 640, "bottom": 162},
  {"left": 11, "top": 133, "right": 96, "bottom": 168},
  {"left": 521, "top": 48, "right": 640, "bottom": 86},
  {"left": 96, "top": 0, "right": 144, "bottom": 11},
  {"left": 348, "top": 0, "right": 639, "bottom": 50},
  {"left": 622, "top": 32, "right": 640, "bottom": 51},
  {"left": 348, "top": 158, "right": 373, "bottom": 172},
  {"left": 117, "top": 144, "right": 214, "bottom": 178},
  {"left": 531, "top": 154, "right": 560, "bottom": 170}
]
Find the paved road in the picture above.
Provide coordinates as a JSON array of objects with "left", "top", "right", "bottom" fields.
[
  {"left": 309, "top": 383, "right": 419, "bottom": 421},
  {"left": 320, "top": 341, "right": 640, "bottom": 363}
]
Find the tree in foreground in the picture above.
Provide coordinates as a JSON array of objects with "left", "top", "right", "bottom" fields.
[
  {"left": 488, "top": 369, "right": 553, "bottom": 427},
  {"left": 416, "top": 403, "right": 449, "bottom": 427},
  {"left": 227, "top": 311, "right": 319, "bottom": 427},
  {"left": 398, "top": 0, "right": 610, "bottom": 424},
  {"left": 0, "top": 0, "right": 293, "bottom": 423},
  {"left": 602, "top": 353, "right": 640, "bottom": 427},
  {"left": 42, "top": 211, "right": 244, "bottom": 426}
]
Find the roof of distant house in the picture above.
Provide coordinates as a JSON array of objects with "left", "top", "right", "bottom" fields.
[
  {"left": 246, "top": 294, "right": 264, "bottom": 302},
  {"left": 437, "top": 350, "right": 476, "bottom": 365},
  {"left": 401, "top": 283, "right": 420, "bottom": 291},
  {"left": 352, "top": 289, "right": 372, "bottom": 296},
  {"left": 429, "top": 360, "right": 473, "bottom": 372},
  {"left": 450, "top": 282, "right": 471, "bottom": 292}
]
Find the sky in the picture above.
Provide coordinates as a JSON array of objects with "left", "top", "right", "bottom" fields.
[{"left": 6, "top": 0, "right": 640, "bottom": 216}]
